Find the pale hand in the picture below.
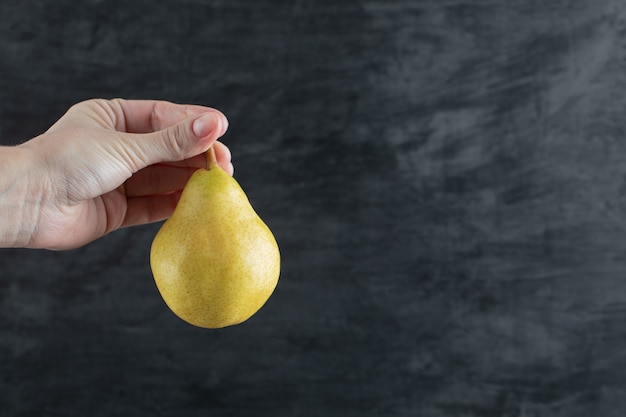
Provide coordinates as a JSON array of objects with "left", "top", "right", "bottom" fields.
[{"left": 1, "top": 99, "right": 232, "bottom": 250}]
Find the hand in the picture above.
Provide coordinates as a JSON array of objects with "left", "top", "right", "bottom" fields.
[{"left": 1, "top": 99, "right": 232, "bottom": 250}]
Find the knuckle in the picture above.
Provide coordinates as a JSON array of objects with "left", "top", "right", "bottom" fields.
[
  {"left": 162, "top": 123, "right": 189, "bottom": 159},
  {"left": 150, "top": 101, "right": 168, "bottom": 131}
]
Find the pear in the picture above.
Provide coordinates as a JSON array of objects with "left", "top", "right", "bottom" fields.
[{"left": 150, "top": 153, "right": 280, "bottom": 328}]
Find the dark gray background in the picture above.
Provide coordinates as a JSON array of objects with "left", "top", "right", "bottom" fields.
[{"left": 1, "top": 0, "right": 626, "bottom": 416}]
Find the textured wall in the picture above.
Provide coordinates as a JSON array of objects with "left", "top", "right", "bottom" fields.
[{"left": 1, "top": 1, "right": 626, "bottom": 416}]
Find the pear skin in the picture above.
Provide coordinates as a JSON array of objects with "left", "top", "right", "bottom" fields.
[{"left": 150, "top": 161, "right": 280, "bottom": 328}]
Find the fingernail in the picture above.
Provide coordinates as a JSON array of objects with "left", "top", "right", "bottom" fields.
[
  {"left": 192, "top": 113, "right": 219, "bottom": 138},
  {"left": 221, "top": 116, "right": 229, "bottom": 136}
]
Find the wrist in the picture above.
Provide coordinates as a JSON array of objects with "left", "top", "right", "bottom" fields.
[{"left": 0, "top": 146, "right": 42, "bottom": 248}]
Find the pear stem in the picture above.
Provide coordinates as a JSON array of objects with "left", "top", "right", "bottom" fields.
[{"left": 206, "top": 146, "right": 217, "bottom": 170}]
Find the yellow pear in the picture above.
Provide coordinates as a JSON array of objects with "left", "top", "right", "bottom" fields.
[{"left": 150, "top": 156, "right": 280, "bottom": 329}]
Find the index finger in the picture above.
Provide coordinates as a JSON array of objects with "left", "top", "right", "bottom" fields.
[{"left": 108, "top": 98, "right": 229, "bottom": 134}]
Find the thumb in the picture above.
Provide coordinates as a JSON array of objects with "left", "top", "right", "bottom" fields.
[{"left": 124, "top": 112, "right": 227, "bottom": 169}]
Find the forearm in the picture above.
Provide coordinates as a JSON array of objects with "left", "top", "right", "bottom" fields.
[{"left": 0, "top": 146, "right": 39, "bottom": 248}]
